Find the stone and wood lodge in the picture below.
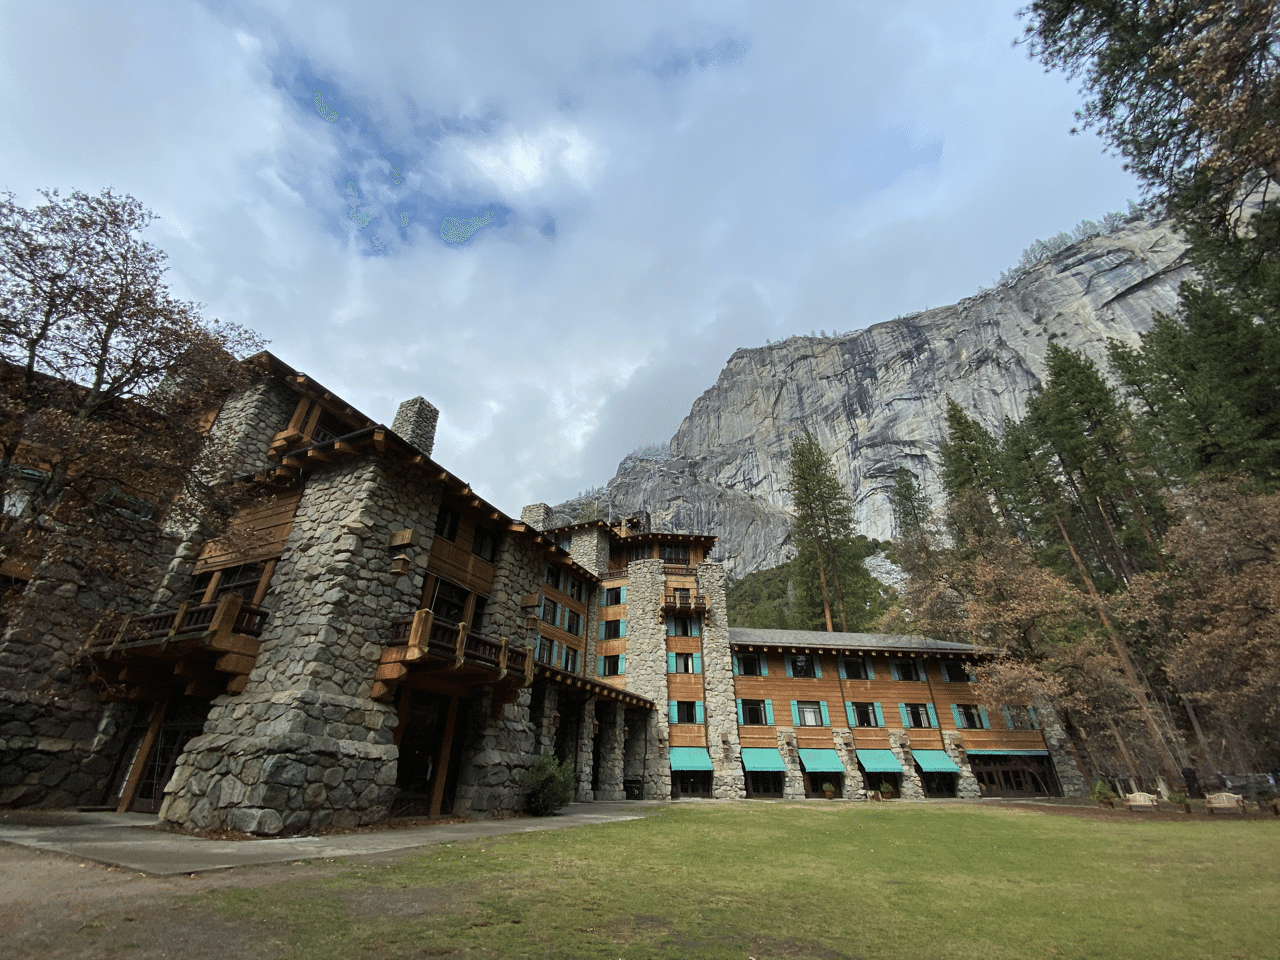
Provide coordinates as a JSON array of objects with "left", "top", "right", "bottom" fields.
[{"left": 0, "top": 353, "right": 1085, "bottom": 834}]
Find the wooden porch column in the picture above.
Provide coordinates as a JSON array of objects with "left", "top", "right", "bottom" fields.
[{"left": 429, "top": 696, "right": 460, "bottom": 816}]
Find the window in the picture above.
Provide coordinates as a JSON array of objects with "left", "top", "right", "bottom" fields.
[
  {"left": 602, "top": 619, "right": 623, "bottom": 640},
  {"left": 535, "top": 636, "right": 555, "bottom": 664},
  {"left": 565, "top": 610, "right": 582, "bottom": 636},
  {"left": 953, "top": 704, "right": 988, "bottom": 729},
  {"left": 669, "top": 617, "right": 695, "bottom": 637},
  {"left": 841, "top": 656, "right": 871, "bottom": 680},
  {"left": 472, "top": 526, "right": 498, "bottom": 563},
  {"left": 658, "top": 543, "right": 689, "bottom": 564},
  {"left": 901, "top": 703, "right": 933, "bottom": 728},
  {"left": 796, "top": 700, "right": 826, "bottom": 726},
  {"left": 788, "top": 654, "right": 817, "bottom": 678},
  {"left": 847, "top": 702, "right": 880, "bottom": 728},
  {"left": 563, "top": 647, "right": 579, "bottom": 673},
  {"left": 544, "top": 565, "right": 562, "bottom": 590},
  {"left": 311, "top": 408, "right": 352, "bottom": 444},
  {"left": 567, "top": 577, "right": 585, "bottom": 602},
  {"left": 672, "top": 652, "right": 695, "bottom": 673},
  {"left": 735, "top": 653, "right": 766, "bottom": 676},
  {"left": 434, "top": 505, "right": 460, "bottom": 542},
  {"left": 1002, "top": 705, "right": 1039, "bottom": 730},
  {"left": 432, "top": 579, "right": 469, "bottom": 623},
  {"left": 541, "top": 598, "right": 559, "bottom": 625},
  {"left": 604, "top": 586, "right": 623, "bottom": 606},
  {"left": 740, "top": 699, "right": 769, "bottom": 725},
  {"left": 626, "top": 542, "right": 652, "bottom": 563},
  {"left": 675, "top": 701, "right": 700, "bottom": 724},
  {"left": 192, "top": 562, "right": 269, "bottom": 604},
  {"left": 941, "top": 661, "right": 972, "bottom": 683},
  {"left": 555, "top": 533, "right": 572, "bottom": 552},
  {"left": 673, "top": 587, "right": 690, "bottom": 605},
  {"left": 600, "top": 654, "right": 621, "bottom": 676},
  {"left": 892, "top": 659, "right": 922, "bottom": 681}
]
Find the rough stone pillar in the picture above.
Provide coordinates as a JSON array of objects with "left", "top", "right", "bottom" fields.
[
  {"left": 615, "top": 558, "right": 669, "bottom": 799},
  {"left": 452, "top": 687, "right": 537, "bottom": 818},
  {"left": 776, "top": 728, "right": 807, "bottom": 799},
  {"left": 594, "top": 700, "right": 626, "bottom": 800},
  {"left": 519, "top": 503, "right": 554, "bottom": 532},
  {"left": 629, "top": 709, "right": 664, "bottom": 799},
  {"left": 1035, "top": 696, "right": 1088, "bottom": 797},
  {"left": 575, "top": 696, "right": 597, "bottom": 801},
  {"left": 159, "top": 458, "right": 439, "bottom": 835},
  {"left": 568, "top": 527, "right": 611, "bottom": 579},
  {"left": 532, "top": 682, "right": 559, "bottom": 755},
  {"left": 696, "top": 562, "right": 744, "bottom": 799},
  {"left": 890, "top": 732, "right": 926, "bottom": 800},
  {"left": 943, "top": 731, "right": 981, "bottom": 799},
  {"left": 835, "top": 730, "right": 866, "bottom": 799},
  {"left": 391, "top": 397, "right": 439, "bottom": 458}
]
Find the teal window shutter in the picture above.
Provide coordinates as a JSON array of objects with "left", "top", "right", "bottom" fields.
[
  {"left": 978, "top": 706, "right": 991, "bottom": 729},
  {"left": 736, "top": 699, "right": 744, "bottom": 723},
  {"left": 873, "top": 703, "right": 884, "bottom": 727},
  {"left": 785, "top": 658, "right": 794, "bottom": 678},
  {"left": 819, "top": 701, "right": 830, "bottom": 726},
  {"left": 667, "top": 652, "right": 677, "bottom": 673},
  {"left": 665, "top": 615, "right": 675, "bottom": 636},
  {"left": 918, "top": 657, "right": 927, "bottom": 681},
  {"left": 596, "top": 657, "right": 604, "bottom": 677},
  {"left": 764, "top": 700, "right": 775, "bottom": 725},
  {"left": 619, "top": 619, "right": 626, "bottom": 638},
  {"left": 1027, "top": 706, "right": 1039, "bottom": 729},
  {"left": 598, "top": 621, "right": 606, "bottom": 640},
  {"left": 692, "top": 653, "right": 702, "bottom": 674},
  {"left": 926, "top": 703, "right": 938, "bottom": 728},
  {"left": 552, "top": 642, "right": 560, "bottom": 668},
  {"left": 813, "top": 658, "right": 823, "bottom": 678},
  {"left": 1000, "top": 706, "right": 1013, "bottom": 729},
  {"left": 898, "top": 703, "right": 910, "bottom": 727},
  {"left": 951, "top": 704, "right": 963, "bottom": 728},
  {"left": 695, "top": 701, "right": 705, "bottom": 724},
  {"left": 790, "top": 700, "right": 800, "bottom": 726},
  {"left": 618, "top": 654, "right": 625, "bottom": 674},
  {"left": 890, "top": 661, "right": 901, "bottom": 681},
  {"left": 760, "top": 655, "right": 769, "bottom": 677},
  {"left": 864, "top": 656, "right": 875, "bottom": 680},
  {"left": 839, "top": 658, "right": 847, "bottom": 679},
  {"left": 620, "top": 586, "right": 626, "bottom": 602},
  {"left": 691, "top": 620, "right": 700, "bottom": 637},
  {"left": 732, "top": 654, "right": 741, "bottom": 675},
  {"left": 845, "top": 702, "right": 855, "bottom": 726},
  {"left": 668, "top": 701, "right": 678, "bottom": 723}
]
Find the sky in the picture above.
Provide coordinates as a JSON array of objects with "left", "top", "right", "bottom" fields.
[{"left": 0, "top": 1, "right": 1140, "bottom": 515}]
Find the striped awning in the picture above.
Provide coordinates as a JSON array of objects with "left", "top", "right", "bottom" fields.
[
  {"left": 740, "top": 748, "right": 787, "bottom": 772},
  {"left": 912, "top": 749, "right": 960, "bottom": 773},
  {"left": 669, "top": 747, "right": 714, "bottom": 771},
  {"left": 798, "top": 748, "right": 845, "bottom": 773},
  {"left": 856, "top": 749, "right": 903, "bottom": 774}
]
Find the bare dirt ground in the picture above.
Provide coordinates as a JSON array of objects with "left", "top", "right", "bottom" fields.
[{"left": 1, "top": 800, "right": 1271, "bottom": 959}]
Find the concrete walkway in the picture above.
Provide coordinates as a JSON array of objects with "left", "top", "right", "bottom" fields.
[{"left": 0, "top": 802, "right": 666, "bottom": 876}]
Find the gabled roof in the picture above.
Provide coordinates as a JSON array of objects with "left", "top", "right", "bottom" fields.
[{"left": 728, "top": 627, "right": 978, "bottom": 656}]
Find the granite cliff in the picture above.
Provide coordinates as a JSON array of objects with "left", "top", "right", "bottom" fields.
[{"left": 554, "top": 220, "right": 1194, "bottom": 579}]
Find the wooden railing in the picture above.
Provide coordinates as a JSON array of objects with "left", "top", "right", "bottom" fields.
[
  {"left": 91, "top": 593, "right": 269, "bottom": 649},
  {"left": 662, "top": 592, "right": 707, "bottom": 613},
  {"left": 387, "top": 608, "right": 532, "bottom": 683}
]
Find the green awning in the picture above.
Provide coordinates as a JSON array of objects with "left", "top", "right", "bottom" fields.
[
  {"left": 798, "top": 749, "right": 845, "bottom": 773},
  {"left": 966, "top": 749, "right": 1050, "bottom": 756},
  {"left": 669, "top": 747, "right": 714, "bottom": 771},
  {"left": 740, "top": 748, "right": 787, "bottom": 772},
  {"left": 856, "top": 749, "right": 903, "bottom": 774},
  {"left": 912, "top": 749, "right": 960, "bottom": 773}
]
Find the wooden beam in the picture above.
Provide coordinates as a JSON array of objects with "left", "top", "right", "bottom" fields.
[
  {"left": 214, "top": 652, "right": 257, "bottom": 674},
  {"left": 429, "top": 696, "right": 460, "bottom": 816},
  {"left": 225, "top": 675, "right": 249, "bottom": 695},
  {"left": 116, "top": 696, "right": 170, "bottom": 813},
  {"left": 375, "top": 661, "right": 409, "bottom": 682}
]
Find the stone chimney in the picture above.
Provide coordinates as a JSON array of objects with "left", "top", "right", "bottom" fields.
[
  {"left": 392, "top": 397, "right": 439, "bottom": 458},
  {"left": 521, "top": 503, "right": 554, "bottom": 532}
]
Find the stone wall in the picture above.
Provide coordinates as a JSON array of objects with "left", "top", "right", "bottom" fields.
[
  {"left": 888, "top": 732, "right": 926, "bottom": 800},
  {"left": 774, "top": 728, "right": 807, "bottom": 799},
  {"left": 594, "top": 700, "right": 625, "bottom": 800},
  {"left": 207, "top": 377, "right": 297, "bottom": 482},
  {"left": 391, "top": 397, "right": 438, "bottom": 458},
  {"left": 569, "top": 527, "right": 611, "bottom": 579},
  {"left": 696, "top": 563, "right": 745, "bottom": 799},
  {"left": 159, "top": 457, "right": 440, "bottom": 834},
  {"left": 1035, "top": 697, "right": 1088, "bottom": 797},
  {"left": 616, "top": 559, "right": 669, "bottom": 799},
  {"left": 942, "top": 731, "right": 981, "bottom": 800},
  {"left": 834, "top": 730, "right": 866, "bottom": 799}
]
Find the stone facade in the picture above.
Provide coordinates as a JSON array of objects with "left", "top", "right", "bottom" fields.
[
  {"left": 391, "top": 397, "right": 439, "bottom": 458},
  {"left": 696, "top": 563, "right": 745, "bottom": 799},
  {"left": 614, "top": 558, "right": 669, "bottom": 799}
]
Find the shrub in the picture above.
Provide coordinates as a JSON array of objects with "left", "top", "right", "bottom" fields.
[
  {"left": 524, "top": 753, "right": 574, "bottom": 816},
  {"left": 1090, "top": 781, "right": 1118, "bottom": 803}
]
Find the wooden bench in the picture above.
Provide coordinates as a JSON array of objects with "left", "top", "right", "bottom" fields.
[
  {"left": 1205, "top": 791, "right": 1245, "bottom": 815},
  {"left": 1122, "top": 791, "right": 1159, "bottom": 811}
]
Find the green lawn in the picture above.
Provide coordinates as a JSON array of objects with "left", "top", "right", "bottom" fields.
[{"left": 198, "top": 802, "right": 1280, "bottom": 960}]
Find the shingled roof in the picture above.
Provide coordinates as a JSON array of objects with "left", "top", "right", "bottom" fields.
[{"left": 727, "top": 627, "right": 977, "bottom": 655}]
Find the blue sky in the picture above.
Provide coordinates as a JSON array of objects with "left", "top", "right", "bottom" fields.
[{"left": 0, "top": 1, "right": 1138, "bottom": 513}]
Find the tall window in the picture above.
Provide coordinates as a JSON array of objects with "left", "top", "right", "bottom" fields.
[
  {"left": 670, "top": 617, "right": 695, "bottom": 637},
  {"left": 842, "top": 656, "right": 870, "bottom": 680},
  {"left": 567, "top": 577, "right": 585, "bottom": 602},
  {"left": 848, "top": 702, "right": 879, "bottom": 728},
  {"left": 675, "top": 701, "right": 699, "bottom": 723},
  {"left": 541, "top": 598, "right": 559, "bottom": 625},
  {"left": 893, "top": 659, "right": 922, "bottom": 681},
  {"left": 658, "top": 543, "right": 689, "bottom": 564},
  {"left": 600, "top": 654, "right": 621, "bottom": 676},
  {"left": 604, "top": 586, "right": 623, "bottom": 606},
  {"left": 902, "top": 703, "right": 932, "bottom": 728},
  {"left": 796, "top": 701, "right": 825, "bottom": 726},
  {"left": 741, "top": 699, "right": 768, "bottom": 725},
  {"left": 736, "top": 653, "right": 765, "bottom": 676},
  {"left": 603, "top": 619, "right": 623, "bottom": 640},
  {"left": 565, "top": 611, "right": 582, "bottom": 636},
  {"left": 626, "top": 542, "right": 651, "bottom": 563},
  {"left": 435, "top": 505, "right": 460, "bottom": 542},
  {"left": 789, "top": 655, "right": 816, "bottom": 678},
  {"left": 544, "top": 565, "right": 562, "bottom": 590},
  {"left": 941, "top": 661, "right": 972, "bottom": 683},
  {"left": 432, "top": 579, "right": 469, "bottom": 623},
  {"left": 954, "top": 704, "right": 987, "bottom": 729},
  {"left": 672, "top": 652, "right": 695, "bottom": 673},
  {"left": 563, "top": 647, "right": 579, "bottom": 673}
]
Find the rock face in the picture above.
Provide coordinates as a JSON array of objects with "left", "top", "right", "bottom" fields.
[{"left": 557, "top": 220, "right": 1194, "bottom": 578}]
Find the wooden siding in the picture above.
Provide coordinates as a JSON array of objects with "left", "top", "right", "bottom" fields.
[
  {"left": 666, "top": 674, "right": 705, "bottom": 700},
  {"left": 426, "top": 536, "right": 495, "bottom": 595},
  {"left": 669, "top": 725, "right": 707, "bottom": 747},
  {"left": 195, "top": 490, "right": 302, "bottom": 572}
]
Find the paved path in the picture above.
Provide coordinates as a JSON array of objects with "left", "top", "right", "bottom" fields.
[{"left": 0, "top": 801, "right": 666, "bottom": 876}]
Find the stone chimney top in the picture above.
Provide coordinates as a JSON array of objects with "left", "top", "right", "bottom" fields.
[
  {"left": 392, "top": 397, "right": 439, "bottom": 458},
  {"left": 520, "top": 503, "right": 554, "bottom": 532}
]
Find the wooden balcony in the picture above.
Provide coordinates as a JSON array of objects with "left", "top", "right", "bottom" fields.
[
  {"left": 661, "top": 592, "right": 708, "bottom": 616},
  {"left": 373, "top": 609, "right": 533, "bottom": 707},
  {"left": 86, "top": 593, "right": 266, "bottom": 700}
]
